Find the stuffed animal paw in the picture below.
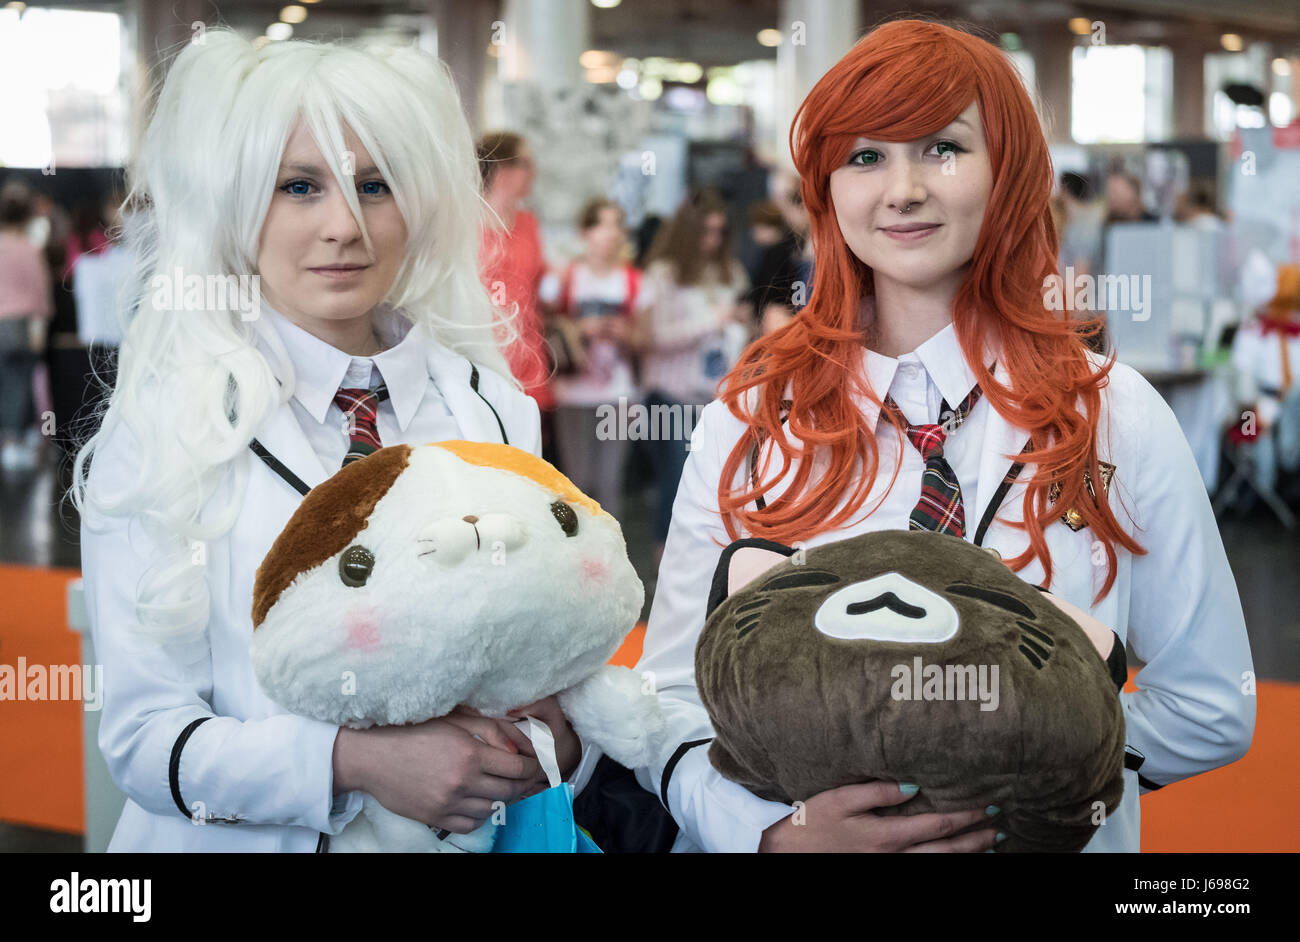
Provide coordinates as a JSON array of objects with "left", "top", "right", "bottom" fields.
[{"left": 558, "top": 664, "right": 666, "bottom": 770}]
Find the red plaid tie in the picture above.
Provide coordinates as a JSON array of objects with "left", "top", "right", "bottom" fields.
[
  {"left": 333, "top": 384, "right": 389, "bottom": 467},
  {"left": 884, "top": 385, "right": 983, "bottom": 537}
]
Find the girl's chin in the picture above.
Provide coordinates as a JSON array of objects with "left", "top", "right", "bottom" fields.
[
  {"left": 867, "top": 264, "right": 964, "bottom": 289},
  {"left": 303, "top": 294, "right": 385, "bottom": 321}
]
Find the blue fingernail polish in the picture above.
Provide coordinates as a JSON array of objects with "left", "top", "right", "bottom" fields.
[
  {"left": 985, "top": 805, "right": 1000, "bottom": 816},
  {"left": 899, "top": 783, "right": 920, "bottom": 795},
  {"left": 996, "top": 832, "right": 1008, "bottom": 843}
]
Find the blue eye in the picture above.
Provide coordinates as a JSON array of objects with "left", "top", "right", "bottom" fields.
[
  {"left": 280, "top": 179, "right": 315, "bottom": 196},
  {"left": 360, "top": 180, "right": 391, "bottom": 196}
]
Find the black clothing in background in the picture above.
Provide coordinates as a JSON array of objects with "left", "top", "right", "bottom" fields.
[{"left": 743, "top": 230, "right": 804, "bottom": 321}]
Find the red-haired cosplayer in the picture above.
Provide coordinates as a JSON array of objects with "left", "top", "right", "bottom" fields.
[{"left": 636, "top": 20, "right": 1255, "bottom": 852}]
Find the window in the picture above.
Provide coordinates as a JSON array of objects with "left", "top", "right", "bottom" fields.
[
  {"left": 1071, "top": 44, "right": 1172, "bottom": 143},
  {"left": 0, "top": 7, "right": 127, "bottom": 169}
]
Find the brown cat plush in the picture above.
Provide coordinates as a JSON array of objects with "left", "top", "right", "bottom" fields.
[{"left": 695, "top": 530, "right": 1127, "bottom": 853}]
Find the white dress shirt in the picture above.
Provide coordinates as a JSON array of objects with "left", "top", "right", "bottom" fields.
[
  {"left": 636, "top": 321, "right": 1255, "bottom": 853},
  {"left": 642, "top": 324, "right": 993, "bottom": 850},
  {"left": 84, "top": 303, "right": 550, "bottom": 851}
]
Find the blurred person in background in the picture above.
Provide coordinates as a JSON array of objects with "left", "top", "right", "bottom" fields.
[
  {"left": 743, "top": 200, "right": 803, "bottom": 336},
  {"left": 773, "top": 169, "right": 814, "bottom": 298},
  {"left": 539, "top": 197, "right": 640, "bottom": 518},
  {"left": 634, "top": 213, "right": 663, "bottom": 269},
  {"left": 61, "top": 190, "right": 129, "bottom": 471},
  {"left": 0, "top": 181, "right": 53, "bottom": 470},
  {"left": 477, "top": 130, "right": 555, "bottom": 460},
  {"left": 1103, "top": 170, "right": 1157, "bottom": 225},
  {"left": 1232, "top": 263, "right": 1300, "bottom": 500},
  {"left": 25, "top": 191, "right": 58, "bottom": 252},
  {"left": 1056, "top": 170, "right": 1103, "bottom": 278},
  {"left": 1095, "top": 170, "right": 1158, "bottom": 355},
  {"left": 64, "top": 192, "right": 116, "bottom": 279},
  {"left": 1173, "top": 181, "right": 1225, "bottom": 232},
  {"left": 635, "top": 189, "right": 749, "bottom": 562}
]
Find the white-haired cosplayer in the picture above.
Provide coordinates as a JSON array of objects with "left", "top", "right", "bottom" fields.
[{"left": 73, "top": 28, "right": 583, "bottom": 852}]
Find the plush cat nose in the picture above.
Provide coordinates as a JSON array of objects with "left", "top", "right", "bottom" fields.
[
  {"left": 418, "top": 513, "right": 527, "bottom": 566},
  {"left": 814, "top": 573, "right": 959, "bottom": 643}
]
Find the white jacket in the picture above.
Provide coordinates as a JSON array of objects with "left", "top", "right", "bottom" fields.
[
  {"left": 83, "top": 334, "right": 543, "bottom": 852},
  {"left": 636, "top": 345, "right": 1257, "bottom": 853}
]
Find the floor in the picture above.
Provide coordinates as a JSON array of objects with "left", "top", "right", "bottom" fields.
[{"left": 2, "top": 438, "right": 1296, "bottom": 851}]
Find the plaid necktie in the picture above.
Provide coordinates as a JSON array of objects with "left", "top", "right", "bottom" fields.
[
  {"left": 885, "top": 384, "right": 983, "bottom": 537},
  {"left": 333, "top": 384, "right": 390, "bottom": 467}
]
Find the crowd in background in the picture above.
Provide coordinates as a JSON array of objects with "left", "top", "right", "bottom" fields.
[
  {"left": 0, "top": 180, "right": 121, "bottom": 476},
  {"left": 0, "top": 134, "right": 1297, "bottom": 547},
  {"left": 476, "top": 130, "right": 810, "bottom": 561},
  {"left": 1050, "top": 164, "right": 1299, "bottom": 510}
]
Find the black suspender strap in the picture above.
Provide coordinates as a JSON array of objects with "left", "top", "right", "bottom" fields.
[
  {"left": 1105, "top": 632, "right": 1129, "bottom": 693},
  {"left": 1123, "top": 746, "right": 1163, "bottom": 791},
  {"left": 972, "top": 442, "right": 1034, "bottom": 548},
  {"left": 242, "top": 442, "right": 319, "bottom": 848},
  {"left": 660, "top": 738, "right": 713, "bottom": 811},
  {"left": 469, "top": 363, "right": 510, "bottom": 446},
  {"left": 169, "top": 716, "right": 213, "bottom": 819},
  {"left": 748, "top": 400, "right": 792, "bottom": 512},
  {"left": 249, "top": 438, "right": 312, "bottom": 496}
]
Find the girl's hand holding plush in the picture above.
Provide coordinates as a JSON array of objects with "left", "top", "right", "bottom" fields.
[
  {"left": 505, "top": 695, "right": 583, "bottom": 786},
  {"left": 758, "top": 782, "right": 999, "bottom": 853},
  {"left": 333, "top": 717, "right": 540, "bottom": 834}
]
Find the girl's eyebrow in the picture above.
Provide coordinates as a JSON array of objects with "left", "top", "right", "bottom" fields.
[
  {"left": 278, "top": 162, "right": 381, "bottom": 176},
  {"left": 851, "top": 117, "right": 974, "bottom": 146}
]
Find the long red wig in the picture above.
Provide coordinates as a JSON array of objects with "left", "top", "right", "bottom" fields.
[{"left": 717, "top": 19, "right": 1146, "bottom": 603}]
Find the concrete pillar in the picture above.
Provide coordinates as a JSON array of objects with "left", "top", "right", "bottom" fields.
[
  {"left": 1021, "top": 24, "right": 1074, "bottom": 144},
  {"left": 1291, "top": 59, "right": 1300, "bottom": 120},
  {"left": 429, "top": 0, "right": 499, "bottom": 136},
  {"left": 774, "top": 0, "right": 861, "bottom": 168},
  {"left": 125, "top": 0, "right": 208, "bottom": 144},
  {"left": 1172, "top": 38, "right": 1209, "bottom": 138},
  {"left": 497, "top": 0, "right": 589, "bottom": 89}
]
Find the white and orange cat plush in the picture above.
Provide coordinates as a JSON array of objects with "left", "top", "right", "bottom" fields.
[{"left": 249, "top": 441, "right": 664, "bottom": 852}]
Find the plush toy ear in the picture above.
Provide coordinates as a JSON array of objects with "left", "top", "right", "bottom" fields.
[{"left": 706, "top": 538, "right": 798, "bottom": 618}]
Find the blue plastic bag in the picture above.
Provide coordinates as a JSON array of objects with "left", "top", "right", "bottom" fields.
[
  {"left": 492, "top": 783, "right": 602, "bottom": 853},
  {"left": 492, "top": 717, "right": 603, "bottom": 854}
]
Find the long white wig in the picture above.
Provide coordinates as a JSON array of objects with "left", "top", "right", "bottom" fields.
[{"left": 71, "top": 28, "right": 516, "bottom": 642}]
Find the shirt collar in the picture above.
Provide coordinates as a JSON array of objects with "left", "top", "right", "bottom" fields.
[
  {"left": 857, "top": 322, "right": 997, "bottom": 431},
  {"left": 263, "top": 303, "right": 427, "bottom": 432},
  {"left": 908, "top": 322, "right": 982, "bottom": 413}
]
